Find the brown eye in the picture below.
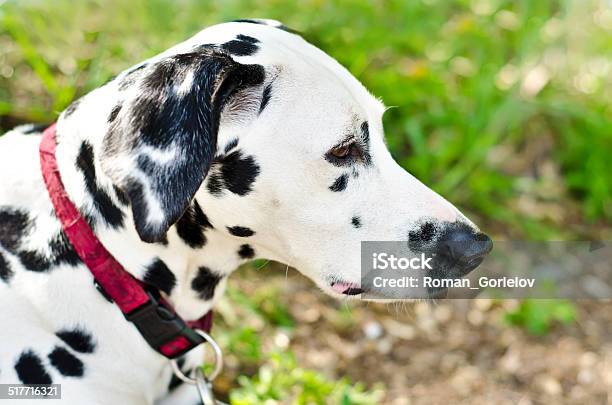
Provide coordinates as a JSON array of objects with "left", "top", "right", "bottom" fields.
[{"left": 330, "top": 144, "right": 351, "bottom": 158}]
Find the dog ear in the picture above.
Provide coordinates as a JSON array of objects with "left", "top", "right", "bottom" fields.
[{"left": 101, "top": 48, "right": 264, "bottom": 243}]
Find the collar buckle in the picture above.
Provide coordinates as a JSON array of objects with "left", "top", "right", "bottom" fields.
[{"left": 125, "top": 288, "right": 204, "bottom": 359}]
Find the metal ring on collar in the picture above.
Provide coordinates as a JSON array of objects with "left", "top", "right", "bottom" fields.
[{"left": 169, "top": 329, "right": 223, "bottom": 384}]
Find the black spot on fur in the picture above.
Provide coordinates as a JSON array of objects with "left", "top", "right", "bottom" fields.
[
  {"left": 408, "top": 221, "right": 443, "bottom": 254},
  {"left": 221, "top": 35, "right": 260, "bottom": 56},
  {"left": 63, "top": 98, "right": 81, "bottom": 117},
  {"left": 277, "top": 24, "right": 299, "bottom": 34},
  {"left": 409, "top": 221, "right": 436, "bottom": 245},
  {"left": 260, "top": 83, "right": 272, "bottom": 114},
  {"left": 48, "top": 346, "right": 84, "bottom": 377},
  {"left": 168, "top": 358, "right": 188, "bottom": 392},
  {"left": 421, "top": 222, "right": 436, "bottom": 242},
  {"left": 351, "top": 216, "right": 361, "bottom": 228},
  {"left": 360, "top": 121, "right": 372, "bottom": 165},
  {"left": 221, "top": 151, "right": 260, "bottom": 195},
  {"left": 176, "top": 200, "right": 213, "bottom": 248},
  {"left": 238, "top": 244, "right": 255, "bottom": 259},
  {"left": 224, "top": 138, "right": 239, "bottom": 154},
  {"left": 191, "top": 267, "right": 222, "bottom": 300},
  {"left": 56, "top": 328, "right": 96, "bottom": 353},
  {"left": 157, "top": 235, "right": 169, "bottom": 246},
  {"left": 360, "top": 121, "right": 370, "bottom": 144},
  {"left": 113, "top": 185, "right": 130, "bottom": 206},
  {"left": 143, "top": 258, "right": 176, "bottom": 295},
  {"left": 0, "top": 208, "right": 29, "bottom": 252},
  {"left": 18, "top": 250, "right": 49, "bottom": 272},
  {"left": 231, "top": 19, "right": 299, "bottom": 34},
  {"left": 76, "top": 141, "right": 125, "bottom": 229},
  {"left": 14, "top": 350, "right": 52, "bottom": 384},
  {"left": 83, "top": 213, "right": 98, "bottom": 231},
  {"left": 206, "top": 173, "right": 224, "bottom": 195},
  {"left": 119, "top": 63, "right": 147, "bottom": 90},
  {"left": 50, "top": 232, "right": 81, "bottom": 266},
  {"left": 232, "top": 19, "right": 265, "bottom": 25},
  {"left": 108, "top": 104, "right": 122, "bottom": 123},
  {"left": 237, "top": 34, "right": 259, "bottom": 43},
  {"left": 19, "top": 231, "right": 80, "bottom": 272},
  {"left": 207, "top": 150, "right": 260, "bottom": 196},
  {"left": 227, "top": 226, "right": 254, "bottom": 237},
  {"left": 329, "top": 174, "right": 349, "bottom": 192},
  {"left": 0, "top": 251, "right": 13, "bottom": 282}
]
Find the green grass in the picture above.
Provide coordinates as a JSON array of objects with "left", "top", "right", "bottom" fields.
[
  {"left": 231, "top": 351, "right": 384, "bottom": 405},
  {"left": 504, "top": 298, "right": 577, "bottom": 335}
]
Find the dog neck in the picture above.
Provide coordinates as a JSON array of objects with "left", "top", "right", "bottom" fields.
[{"left": 52, "top": 101, "right": 251, "bottom": 320}]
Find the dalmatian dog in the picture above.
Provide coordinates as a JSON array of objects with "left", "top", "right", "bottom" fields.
[{"left": 0, "top": 19, "right": 492, "bottom": 404}]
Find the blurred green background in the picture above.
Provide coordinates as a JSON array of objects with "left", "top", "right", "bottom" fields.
[{"left": 1, "top": 1, "right": 611, "bottom": 404}]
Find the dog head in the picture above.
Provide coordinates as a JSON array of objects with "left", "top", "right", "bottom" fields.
[{"left": 91, "top": 20, "right": 491, "bottom": 300}]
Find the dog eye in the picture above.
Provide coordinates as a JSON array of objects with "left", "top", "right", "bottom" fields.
[
  {"left": 330, "top": 144, "right": 352, "bottom": 158},
  {"left": 325, "top": 141, "right": 363, "bottom": 166}
]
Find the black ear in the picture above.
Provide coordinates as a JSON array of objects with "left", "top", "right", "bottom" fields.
[{"left": 101, "top": 48, "right": 264, "bottom": 242}]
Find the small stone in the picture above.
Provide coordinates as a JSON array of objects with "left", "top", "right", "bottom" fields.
[
  {"left": 474, "top": 298, "right": 493, "bottom": 311},
  {"left": 467, "top": 309, "right": 484, "bottom": 326},
  {"left": 502, "top": 299, "right": 520, "bottom": 310},
  {"left": 499, "top": 348, "right": 521, "bottom": 374},
  {"left": 364, "top": 321, "right": 384, "bottom": 340},
  {"left": 569, "top": 386, "right": 588, "bottom": 401},
  {"left": 577, "top": 369, "right": 595, "bottom": 385},
  {"left": 537, "top": 375, "right": 562, "bottom": 396},
  {"left": 451, "top": 366, "right": 482, "bottom": 396},
  {"left": 296, "top": 307, "right": 320, "bottom": 323},
  {"left": 273, "top": 331, "right": 290, "bottom": 349},
  {"left": 434, "top": 305, "right": 453, "bottom": 323},
  {"left": 376, "top": 337, "right": 393, "bottom": 354},
  {"left": 383, "top": 318, "right": 416, "bottom": 340},
  {"left": 440, "top": 352, "right": 467, "bottom": 373},
  {"left": 414, "top": 302, "right": 432, "bottom": 317},
  {"left": 579, "top": 351, "right": 598, "bottom": 368}
]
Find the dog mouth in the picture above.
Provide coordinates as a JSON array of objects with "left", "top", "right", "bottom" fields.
[{"left": 330, "top": 281, "right": 363, "bottom": 296}]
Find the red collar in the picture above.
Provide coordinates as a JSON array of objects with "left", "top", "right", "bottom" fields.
[{"left": 40, "top": 124, "right": 212, "bottom": 359}]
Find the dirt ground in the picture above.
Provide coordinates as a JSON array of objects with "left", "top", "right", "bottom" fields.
[{"left": 224, "top": 267, "right": 611, "bottom": 404}]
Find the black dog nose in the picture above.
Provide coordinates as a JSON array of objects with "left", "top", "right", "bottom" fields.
[{"left": 437, "top": 230, "right": 492, "bottom": 273}]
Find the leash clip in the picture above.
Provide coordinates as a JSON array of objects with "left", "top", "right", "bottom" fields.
[
  {"left": 170, "top": 329, "right": 225, "bottom": 405},
  {"left": 196, "top": 368, "right": 227, "bottom": 405}
]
